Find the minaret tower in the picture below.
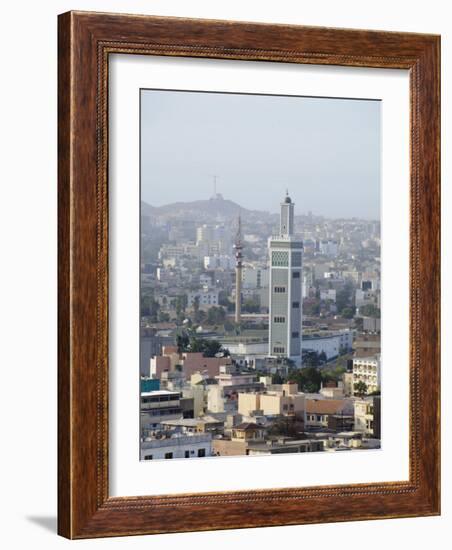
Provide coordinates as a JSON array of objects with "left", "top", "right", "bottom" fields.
[
  {"left": 234, "top": 214, "right": 243, "bottom": 324},
  {"left": 268, "top": 191, "right": 303, "bottom": 365}
]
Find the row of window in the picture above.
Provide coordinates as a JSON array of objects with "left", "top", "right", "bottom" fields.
[
  {"left": 144, "top": 449, "right": 206, "bottom": 460},
  {"left": 141, "top": 394, "right": 180, "bottom": 404},
  {"left": 272, "top": 302, "right": 299, "bottom": 314},
  {"left": 145, "top": 408, "right": 181, "bottom": 417},
  {"left": 271, "top": 251, "right": 303, "bottom": 267},
  {"left": 307, "top": 414, "right": 325, "bottom": 422},
  {"left": 273, "top": 346, "right": 285, "bottom": 354}
]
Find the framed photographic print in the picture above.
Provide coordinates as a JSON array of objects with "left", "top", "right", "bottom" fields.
[{"left": 58, "top": 11, "right": 440, "bottom": 538}]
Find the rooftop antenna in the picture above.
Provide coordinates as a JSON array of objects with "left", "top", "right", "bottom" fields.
[{"left": 211, "top": 174, "right": 218, "bottom": 197}]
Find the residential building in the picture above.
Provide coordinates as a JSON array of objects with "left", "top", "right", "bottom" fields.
[
  {"left": 354, "top": 396, "right": 381, "bottom": 438},
  {"left": 352, "top": 355, "right": 381, "bottom": 394},
  {"left": 238, "top": 383, "right": 305, "bottom": 418},
  {"left": 140, "top": 390, "right": 182, "bottom": 431},
  {"left": 141, "top": 433, "right": 213, "bottom": 460},
  {"left": 305, "top": 398, "right": 354, "bottom": 429}
]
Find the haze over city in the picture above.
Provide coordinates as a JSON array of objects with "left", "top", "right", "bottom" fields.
[
  {"left": 141, "top": 89, "right": 380, "bottom": 219},
  {"left": 139, "top": 89, "right": 381, "bottom": 462}
]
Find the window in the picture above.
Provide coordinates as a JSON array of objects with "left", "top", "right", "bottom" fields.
[
  {"left": 144, "top": 455, "right": 153, "bottom": 460},
  {"left": 273, "top": 346, "right": 285, "bottom": 354},
  {"left": 292, "top": 271, "right": 300, "bottom": 279},
  {"left": 184, "top": 450, "right": 190, "bottom": 458},
  {"left": 274, "top": 286, "right": 286, "bottom": 293},
  {"left": 292, "top": 301, "right": 300, "bottom": 308},
  {"left": 292, "top": 252, "right": 302, "bottom": 267},
  {"left": 164, "top": 452, "right": 173, "bottom": 459},
  {"left": 198, "top": 448, "right": 206, "bottom": 457},
  {"left": 272, "top": 251, "right": 289, "bottom": 267},
  {"left": 274, "top": 316, "right": 285, "bottom": 323},
  {"left": 292, "top": 331, "right": 299, "bottom": 338}
]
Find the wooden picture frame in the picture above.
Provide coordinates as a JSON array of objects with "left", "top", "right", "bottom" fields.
[{"left": 58, "top": 11, "right": 440, "bottom": 539}]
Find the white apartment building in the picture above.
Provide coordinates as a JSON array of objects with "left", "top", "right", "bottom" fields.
[
  {"left": 352, "top": 356, "right": 381, "bottom": 394},
  {"left": 187, "top": 289, "right": 219, "bottom": 308},
  {"left": 203, "top": 255, "right": 234, "bottom": 270},
  {"left": 320, "top": 289, "right": 337, "bottom": 302},
  {"left": 318, "top": 239, "right": 339, "bottom": 257},
  {"left": 141, "top": 433, "right": 213, "bottom": 460}
]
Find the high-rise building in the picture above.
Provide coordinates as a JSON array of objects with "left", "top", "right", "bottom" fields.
[{"left": 268, "top": 192, "right": 303, "bottom": 365}]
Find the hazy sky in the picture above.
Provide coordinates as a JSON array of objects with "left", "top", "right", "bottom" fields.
[{"left": 141, "top": 89, "right": 380, "bottom": 219}]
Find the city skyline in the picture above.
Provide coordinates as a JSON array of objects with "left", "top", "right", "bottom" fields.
[{"left": 141, "top": 89, "right": 381, "bottom": 219}]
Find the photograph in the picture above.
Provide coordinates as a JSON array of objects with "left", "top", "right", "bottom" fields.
[{"left": 139, "top": 89, "right": 382, "bottom": 461}]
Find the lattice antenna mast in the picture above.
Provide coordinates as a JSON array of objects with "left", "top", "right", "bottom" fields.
[{"left": 234, "top": 212, "right": 243, "bottom": 323}]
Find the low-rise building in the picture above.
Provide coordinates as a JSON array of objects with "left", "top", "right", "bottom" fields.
[
  {"left": 305, "top": 398, "right": 354, "bottom": 429},
  {"left": 354, "top": 396, "right": 381, "bottom": 438},
  {"left": 141, "top": 390, "right": 182, "bottom": 432},
  {"left": 238, "top": 383, "right": 305, "bottom": 418},
  {"left": 247, "top": 438, "right": 324, "bottom": 455},
  {"left": 187, "top": 289, "right": 219, "bottom": 309},
  {"left": 141, "top": 433, "right": 213, "bottom": 460}
]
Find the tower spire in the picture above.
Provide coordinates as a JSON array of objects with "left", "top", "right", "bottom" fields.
[{"left": 234, "top": 213, "right": 243, "bottom": 324}]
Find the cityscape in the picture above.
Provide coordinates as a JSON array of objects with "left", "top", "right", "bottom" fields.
[
  {"left": 140, "top": 89, "right": 381, "bottom": 461},
  {"left": 140, "top": 191, "right": 381, "bottom": 460}
]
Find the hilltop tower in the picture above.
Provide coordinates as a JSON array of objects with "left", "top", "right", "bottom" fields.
[
  {"left": 268, "top": 192, "right": 303, "bottom": 365},
  {"left": 234, "top": 214, "right": 243, "bottom": 324}
]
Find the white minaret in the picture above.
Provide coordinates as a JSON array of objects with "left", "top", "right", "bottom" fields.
[
  {"left": 234, "top": 214, "right": 243, "bottom": 324},
  {"left": 268, "top": 192, "right": 303, "bottom": 365}
]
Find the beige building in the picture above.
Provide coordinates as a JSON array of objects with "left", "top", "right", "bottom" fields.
[
  {"left": 354, "top": 396, "right": 381, "bottom": 438},
  {"left": 238, "top": 383, "right": 305, "bottom": 418},
  {"left": 305, "top": 398, "right": 354, "bottom": 429},
  {"left": 212, "top": 422, "right": 266, "bottom": 456},
  {"left": 342, "top": 371, "right": 354, "bottom": 396}
]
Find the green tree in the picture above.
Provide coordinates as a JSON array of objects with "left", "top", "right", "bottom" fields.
[
  {"left": 175, "top": 294, "right": 187, "bottom": 320},
  {"left": 360, "top": 304, "right": 381, "bottom": 318},
  {"left": 176, "top": 333, "right": 190, "bottom": 353},
  {"left": 194, "top": 309, "right": 206, "bottom": 324},
  {"left": 206, "top": 306, "right": 226, "bottom": 325},
  {"left": 242, "top": 298, "right": 260, "bottom": 313},
  {"left": 336, "top": 281, "right": 355, "bottom": 314},
  {"left": 354, "top": 380, "right": 368, "bottom": 397},
  {"left": 188, "top": 338, "right": 229, "bottom": 358},
  {"left": 158, "top": 311, "right": 170, "bottom": 323},
  {"left": 341, "top": 307, "right": 355, "bottom": 319},
  {"left": 289, "top": 366, "right": 323, "bottom": 393}
]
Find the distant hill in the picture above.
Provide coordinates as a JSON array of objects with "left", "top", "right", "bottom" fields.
[{"left": 141, "top": 194, "right": 269, "bottom": 223}]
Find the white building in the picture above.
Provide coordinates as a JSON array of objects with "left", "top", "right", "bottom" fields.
[
  {"left": 352, "top": 356, "right": 381, "bottom": 394},
  {"left": 318, "top": 239, "right": 339, "bottom": 257},
  {"left": 188, "top": 290, "right": 219, "bottom": 308},
  {"left": 302, "top": 329, "right": 354, "bottom": 360},
  {"left": 203, "top": 255, "right": 234, "bottom": 270},
  {"left": 141, "top": 433, "right": 213, "bottom": 460},
  {"left": 268, "top": 193, "right": 303, "bottom": 365},
  {"left": 320, "top": 289, "right": 336, "bottom": 302}
]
